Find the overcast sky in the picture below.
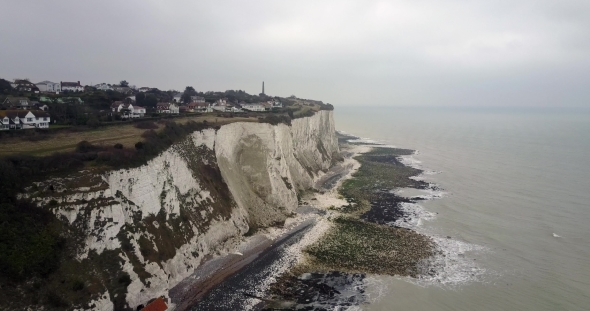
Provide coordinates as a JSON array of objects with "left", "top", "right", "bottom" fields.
[{"left": 1, "top": 0, "right": 589, "bottom": 107}]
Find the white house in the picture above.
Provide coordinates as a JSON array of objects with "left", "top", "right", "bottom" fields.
[
  {"left": 186, "top": 102, "right": 213, "bottom": 113},
  {"left": 173, "top": 93, "right": 183, "bottom": 103},
  {"left": 95, "top": 83, "right": 113, "bottom": 91},
  {"left": 272, "top": 99, "right": 283, "bottom": 108},
  {"left": 192, "top": 96, "right": 206, "bottom": 103},
  {"left": 111, "top": 102, "right": 146, "bottom": 118},
  {"left": 211, "top": 99, "right": 229, "bottom": 112},
  {"left": 0, "top": 110, "right": 50, "bottom": 130},
  {"left": 138, "top": 87, "right": 151, "bottom": 92},
  {"left": 61, "top": 81, "right": 84, "bottom": 92},
  {"left": 241, "top": 103, "right": 266, "bottom": 112},
  {"left": 36, "top": 81, "right": 61, "bottom": 93},
  {"left": 112, "top": 86, "right": 132, "bottom": 94},
  {"left": 156, "top": 103, "right": 179, "bottom": 114}
]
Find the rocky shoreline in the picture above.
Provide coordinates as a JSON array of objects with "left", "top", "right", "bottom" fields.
[
  {"left": 255, "top": 135, "right": 438, "bottom": 310},
  {"left": 181, "top": 133, "right": 438, "bottom": 310}
]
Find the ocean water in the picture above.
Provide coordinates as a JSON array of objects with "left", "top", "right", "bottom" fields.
[{"left": 335, "top": 106, "right": 590, "bottom": 311}]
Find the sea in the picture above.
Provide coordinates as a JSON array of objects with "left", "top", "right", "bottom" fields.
[{"left": 335, "top": 106, "right": 590, "bottom": 311}]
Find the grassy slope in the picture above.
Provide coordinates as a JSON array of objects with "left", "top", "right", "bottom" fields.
[{"left": 0, "top": 115, "right": 258, "bottom": 157}]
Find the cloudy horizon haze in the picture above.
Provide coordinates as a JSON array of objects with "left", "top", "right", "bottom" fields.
[{"left": 1, "top": 0, "right": 589, "bottom": 107}]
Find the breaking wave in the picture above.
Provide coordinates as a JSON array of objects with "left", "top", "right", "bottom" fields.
[{"left": 342, "top": 132, "right": 489, "bottom": 288}]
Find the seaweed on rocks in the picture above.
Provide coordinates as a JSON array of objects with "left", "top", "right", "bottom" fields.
[
  {"left": 262, "top": 143, "right": 438, "bottom": 307},
  {"left": 304, "top": 217, "right": 434, "bottom": 277},
  {"left": 360, "top": 191, "right": 414, "bottom": 225},
  {"left": 262, "top": 271, "right": 367, "bottom": 311}
]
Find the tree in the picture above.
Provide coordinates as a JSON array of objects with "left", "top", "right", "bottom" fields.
[
  {"left": 119, "top": 80, "right": 129, "bottom": 87},
  {"left": 137, "top": 94, "right": 158, "bottom": 108},
  {"left": 0, "top": 78, "right": 12, "bottom": 94},
  {"left": 182, "top": 86, "right": 197, "bottom": 104}
]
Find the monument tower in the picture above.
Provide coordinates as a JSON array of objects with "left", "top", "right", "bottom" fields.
[{"left": 262, "top": 81, "right": 265, "bottom": 95}]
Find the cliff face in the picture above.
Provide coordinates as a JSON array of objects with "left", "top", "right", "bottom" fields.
[
  {"left": 215, "top": 110, "right": 338, "bottom": 228},
  {"left": 20, "top": 111, "right": 338, "bottom": 311}
]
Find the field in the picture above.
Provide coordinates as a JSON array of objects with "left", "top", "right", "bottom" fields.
[
  {"left": 0, "top": 114, "right": 258, "bottom": 157},
  {"left": 0, "top": 100, "right": 326, "bottom": 157}
]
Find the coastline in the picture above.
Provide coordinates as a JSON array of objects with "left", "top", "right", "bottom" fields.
[{"left": 177, "top": 132, "right": 443, "bottom": 310}]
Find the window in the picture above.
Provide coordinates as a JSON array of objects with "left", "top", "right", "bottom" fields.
[
  {"left": 27, "top": 118, "right": 33, "bottom": 122},
  {"left": 44, "top": 117, "right": 47, "bottom": 121}
]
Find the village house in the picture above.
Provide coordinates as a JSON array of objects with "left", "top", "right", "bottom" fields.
[
  {"left": 192, "top": 96, "right": 206, "bottom": 103},
  {"left": 11, "top": 79, "right": 39, "bottom": 92},
  {"left": 227, "top": 103, "right": 243, "bottom": 113},
  {"left": 138, "top": 87, "right": 151, "bottom": 92},
  {"left": 272, "top": 99, "right": 283, "bottom": 108},
  {"left": 94, "top": 83, "right": 113, "bottom": 91},
  {"left": 211, "top": 98, "right": 229, "bottom": 112},
  {"left": 35, "top": 81, "right": 61, "bottom": 93},
  {"left": 187, "top": 101, "right": 213, "bottom": 113},
  {"left": 2, "top": 96, "right": 34, "bottom": 110},
  {"left": 111, "top": 101, "right": 146, "bottom": 118},
  {"left": 60, "top": 81, "right": 84, "bottom": 92},
  {"left": 0, "top": 110, "right": 51, "bottom": 130},
  {"left": 156, "top": 102, "right": 180, "bottom": 114},
  {"left": 173, "top": 92, "right": 183, "bottom": 103},
  {"left": 241, "top": 102, "right": 266, "bottom": 112},
  {"left": 112, "top": 86, "right": 133, "bottom": 94}
]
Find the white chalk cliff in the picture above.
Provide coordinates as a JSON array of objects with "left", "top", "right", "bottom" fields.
[{"left": 23, "top": 111, "right": 338, "bottom": 311}]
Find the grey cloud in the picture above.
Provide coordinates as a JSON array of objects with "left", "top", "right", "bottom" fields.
[{"left": 0, "top": 0, "right": 588, "bottom": 107}]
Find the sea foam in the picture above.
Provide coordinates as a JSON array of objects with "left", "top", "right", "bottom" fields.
[{"left": 341, "top": 132, "right": 488, "bottom": 288}]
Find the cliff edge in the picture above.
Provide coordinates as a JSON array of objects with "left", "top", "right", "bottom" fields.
[{"left": 16, "top": 110, "right": 338, "bottom": 311}]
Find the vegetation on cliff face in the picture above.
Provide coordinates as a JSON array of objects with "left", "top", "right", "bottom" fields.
[
  {"left": 0, "top": 202, "right": 65, "bottom": 281},
  {"left": 0, "top": 110, "right": 335, "bottom": 310},
  {"left": 0, "top": 120, "right": 221, "bottom": 310}
]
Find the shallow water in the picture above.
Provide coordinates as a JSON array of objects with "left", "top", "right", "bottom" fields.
[{"left": 336, "top": 106, "right": 590, "bottom": 311}]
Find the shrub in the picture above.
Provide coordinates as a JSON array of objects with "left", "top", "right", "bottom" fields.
[
  {"left": 135, "top": 141, "right": 144, "bottom": 150},
  {"left": 118, "top": 274, "right": 131, "bottom": 286},
  {"left": 134, "top": 121, "right": 158, "bottom": 129},
  {"left": 96, "top": 151, "right": 112, "bottom": 163},
  {"left": 72, "top": 280, "right": 84, "bottom": 291},
  {"left": 75, "top": 141, "right": 98, "bottom": 153},
  {"left": 0, "top": 202, "right": 65, "bottom": 281},
  {"left": 113, "top": 143, "right": 123, "bottom": 149},
  {"left": 86, "top": 118, "right": 100, "bottom": 128},
  {"left": 259, "top": 114, "right": 292, "bottom": 126}
]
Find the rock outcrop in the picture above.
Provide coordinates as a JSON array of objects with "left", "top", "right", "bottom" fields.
[{"left": 20, "top": 111, "right": 338, "bottom": 311}]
